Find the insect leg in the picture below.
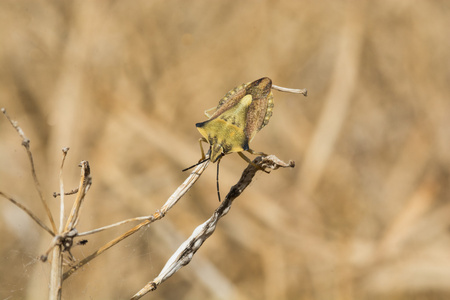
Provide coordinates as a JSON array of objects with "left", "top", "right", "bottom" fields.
[
  {"left": 238, "top": 152, "right": 269, "bottom": 173},
  {"left": 198, "top": 137, "right": 209, "bottom": 161},
  {"left": 247, "top": 148, "right": 268, "bottom": 157}
]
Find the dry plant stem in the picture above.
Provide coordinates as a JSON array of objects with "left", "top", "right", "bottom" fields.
[
  {"left": 58, "top": 148, "right": 69, "bottom": 233},
  {"left": 53, "top": 188, "right": 79, "bottom": 197},
  {"left": 78, "top": 156, "right": 210, "bottom": 236},
  {"left": 49, "top": 245, "right": 63, "bottom": 300},
  {"left": 77, "top": 216, "right": 154, "bottom": 236},
  {"left": 63, "top": 159, "right": 210, "bottom": 280},
  {"left": 0, "top": 191, "right": 54, "bottom": 236},
  {"left": 63, "top": 221, "right": 151, "bottom": 280},
  {"left": 1, "top": 108, "right": 57, "bottom": 232},
  {"left": 64, "top": 161, "right": 92, "bottom": 232},
  {"left": 131, "top": 155, "right": 295, "bottom": 300},
  {"left": 41, "top": 161, "right": 91, "bottom": 262},
  {"left": 49, "top": 148, "right": 70, "bottom": 300},
  {"left": 272, "top": 84, "right": 308, "bottom": 96}
]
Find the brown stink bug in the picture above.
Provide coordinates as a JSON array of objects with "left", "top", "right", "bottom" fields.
[{"left": 184, "top": 77, "right": 307, "bottom": 200}]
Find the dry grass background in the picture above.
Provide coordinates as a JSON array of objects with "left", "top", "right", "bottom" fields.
[{"left": 1, "top": 1, "right": 450, "bottom": 299}]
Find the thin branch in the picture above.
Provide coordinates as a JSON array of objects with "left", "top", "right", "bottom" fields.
[
  {"left": 77, "top": 216, "right": 153, "bottom": 237},
  {"left": 63, "top": 158, "right": 210, "bottom": 280},
  {"left": 58, "top": 148, "right": 69, "bottom": 233},
  {"left": 1, "top": 108, "right": 57, "bottom": 233},
  {"left": 131, "top": 155, "right": 295, "bottom": 299},
  {"left": 0, "top": 191, "right": 54, "bottom": 236},
  {"left": 48, "top": 147, "right": 70, "bottom": 300},
  {"left": 49, "top": 244, "right": 63, "bottom": 300},
  {"left": 64, "top": 161, "right": 92, "bottom": 232},
  {"left": 63, "top": 220, "right": 151, "bottom": 280},
  {"left": 272, "top": 84, "right": 308, "bottom": 96},
  {"left": 53, "top": 188, "right": 79, "bottom": 198}
]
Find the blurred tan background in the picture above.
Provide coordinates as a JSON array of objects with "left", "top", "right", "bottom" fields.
[{"left": 1, "top": 1, "right": 450, "bottom": 299}]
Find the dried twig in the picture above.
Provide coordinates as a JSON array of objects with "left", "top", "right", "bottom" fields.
[
  {"left": 0, "top": 191, "right": 54, "bottom": 236},
  {"left": 1, "top": 108, "right": 57, "bottom": 233},
  {"left": 48, "top": 147, "right": 72, "bottom": 300},
  {"left": 131, "top": 155, "right": 295, "bottom": 299},
  {"left": 53, "top": 188, "right": 79, "bottom": 198},
  {"left": 58, "top": 148, "right": 69, "bottom": 233},
  {"left": 63, "top": 158, "right": 210, "bottom": 280},
  {"left": 2, "top": 109, "right": 96, "bottom": 300},
  {"left": 64, "top": 161, "right": 92, "bottom": 232},
  {"left": 42, "top": 159, "right": 92, "bottom": 266},
  {"left": 272, "top": 84, "right": 308, "bottom": 96}
]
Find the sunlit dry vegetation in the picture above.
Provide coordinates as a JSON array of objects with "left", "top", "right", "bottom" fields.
[{"left": 1, "top": 1, "right": 450, "bottom": 299}]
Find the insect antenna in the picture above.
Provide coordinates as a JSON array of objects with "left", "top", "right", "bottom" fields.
[
  {"left": 216, "top": 158, "right": 221, "bottom": 202},
  {"left": 182, "top": 157, "right": 209, "bottom": 172}
]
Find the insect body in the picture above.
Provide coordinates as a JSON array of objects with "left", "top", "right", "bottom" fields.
[
  {"left": 196, "top": 77, "right": 274, "bottom": 163},
  {"left": 184, "top": 77, "right": 307, "bottom": 201}
]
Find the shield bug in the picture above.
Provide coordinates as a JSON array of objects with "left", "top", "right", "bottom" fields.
[{"left": 184, "top": 77, "right": 307, "bottom": 201}]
